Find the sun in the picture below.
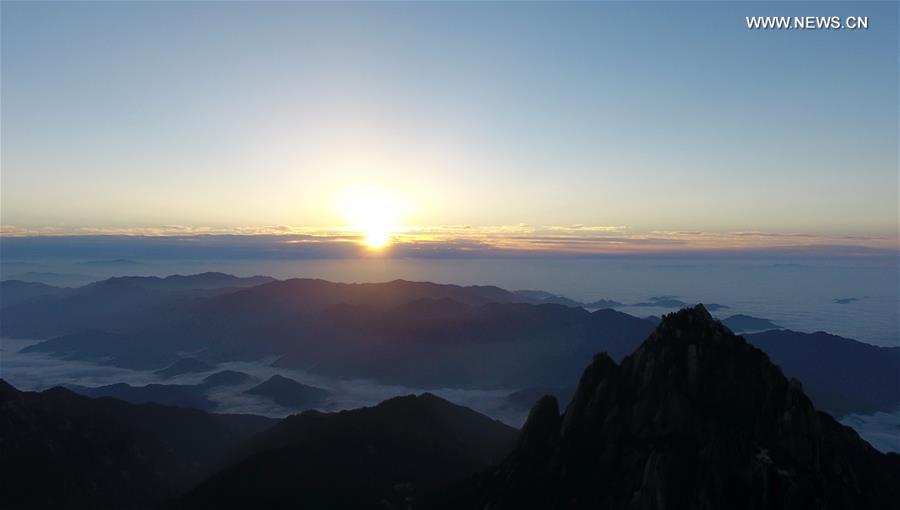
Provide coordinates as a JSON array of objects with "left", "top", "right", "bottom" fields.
[
  {"left": 364, "top": 228, "right": 390, "bottom": 249},
  {"left": 339, "top": 188, "right": 408, "bottom": 250}
]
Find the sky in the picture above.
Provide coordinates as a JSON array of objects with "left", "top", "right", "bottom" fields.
[{"left": 2, "top": 1, "right": 898, "bottom": 256}]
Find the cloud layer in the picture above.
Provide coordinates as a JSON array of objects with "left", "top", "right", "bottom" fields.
[{"left": 1, "top": 224, "right": 897, "bottom": 261}]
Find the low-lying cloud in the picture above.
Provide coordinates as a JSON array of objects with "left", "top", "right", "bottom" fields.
[{"left": 0, "top": 338, "right": 530, "bottom": 426}]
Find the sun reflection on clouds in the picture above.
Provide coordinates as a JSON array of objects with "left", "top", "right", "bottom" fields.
[{"left": 1, "top": 223, "right": 897, "bottom": 256}]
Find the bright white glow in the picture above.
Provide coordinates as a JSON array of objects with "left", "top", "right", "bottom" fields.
[{"left": 339, "top": 187, "right": 410, "bottom": 249}]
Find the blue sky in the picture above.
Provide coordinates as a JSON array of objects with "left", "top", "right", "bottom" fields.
[{"left": 2, "top": 1, "right": 897, "bottom": 255}]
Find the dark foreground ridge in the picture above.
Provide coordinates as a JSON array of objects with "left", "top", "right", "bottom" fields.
[
  {"left": 0, "top": 380, "right": 275, "bottom": 510},
  {"left": 175, "top": 393, "right": 517, "bottom": 509},
  {"left": 449, "top": 305, "right": 900, "bottom": 510}
]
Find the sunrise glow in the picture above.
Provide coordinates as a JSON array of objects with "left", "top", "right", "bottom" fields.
[{"left": 340, "top": 188, "right": 409, "bottom": 249}]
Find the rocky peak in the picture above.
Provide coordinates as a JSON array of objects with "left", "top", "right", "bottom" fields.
[
  {"left": 516, "top": 395, "right": 560, "bottom": 461},
  {"left": 469, "top": 305, "right": 900, "bottom": 509}
]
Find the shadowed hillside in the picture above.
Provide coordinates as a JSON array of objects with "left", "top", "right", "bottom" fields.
[
  {"left": 176, "top": 393, "right": 518, "bottom": 509},
  {"left": 0, "top": 380, "right": 275, "bottom": 509}
]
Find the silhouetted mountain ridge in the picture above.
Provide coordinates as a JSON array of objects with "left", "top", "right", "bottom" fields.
[
  {"left": 0, "top": 273, "right": 276, "bottom": 338},
  {"left": 7, "top": 276, "right": 897, "bottom": 416},
  {"left": 244, "top": 374, "right": 330, "bottom": 409},
  {"left": 0, "top": 380, "right": 275, "bottom": 510},
  {"left": 177, "top": 392, "right": 518, "bottom": 509},
  {"left": 67, "top": 381, "right": 217, "bottom": 411},
  {"left": 0, "top": 279, "right": 73, "bottom": 307},
  {"left": 722, "top": 313, "right": 781, "bottom": 332},
  {"left": 746, "top": 329, "right": 900, "bottom": 417}
]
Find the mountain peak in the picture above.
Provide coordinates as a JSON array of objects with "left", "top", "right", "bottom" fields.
[
  {"left": 650, "top": 303, "right": 722, "bottom": 344},
  {"left": 517, "top": 395, "right": 560, "bottom": 456},
  {"left": 244, "top": 375, "right": 330, "bottom": 409},
  {"left": 468, "top": 305, "right": 900, "bottom": 509},
  {"left": 179, "top": 390, "right": 519, "bottom": 509}
]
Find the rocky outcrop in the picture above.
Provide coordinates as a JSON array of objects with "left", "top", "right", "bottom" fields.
[{"left": 470, "top": 305, "right": 900, "bottom": 509}]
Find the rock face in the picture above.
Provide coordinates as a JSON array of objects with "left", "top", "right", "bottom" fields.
[{"left": 467, "top": 305, "right": 900, "bottom": 510}]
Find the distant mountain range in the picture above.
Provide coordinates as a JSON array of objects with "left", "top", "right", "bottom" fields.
[
  {"left": 244, "top": 374, "right": 331, "bottom": 409},
  {"left": 1, "top": 271, "right": 97, "bottom": 287},
  {"left": 0, "top": 272, "right": 276, "bottom": 340},
  {"left": 75, "top": 258, "right": 145, "bottom": 267},
  {"left": 3, "top": 276, "right": 656, "bottom": 388},
  {"left": 722, "top": 313, "right": 781, "bottom": 332},
  {"left": 3, "top": 305, "right": 898, "bottom": 509},
  {"left": 67, "top": 381, "right": 219, "bottom": 411},
  {"left": 3, "top": 274, "right": 898, "bottom": 417},
  {"left": 66, "top": 371, "right": 331, "bottom": 413},
  {"left": 0, "top": 279, "right": 72, "bottom": 306},
  {"left": 746, "top": 330, "right": 900, "bottom": 417},
  {"left": 513, "top": 289, "right": 624, "bottom": 308},
  {"left": 628, "top": 295, "right": 729, "bottom": 310}
]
